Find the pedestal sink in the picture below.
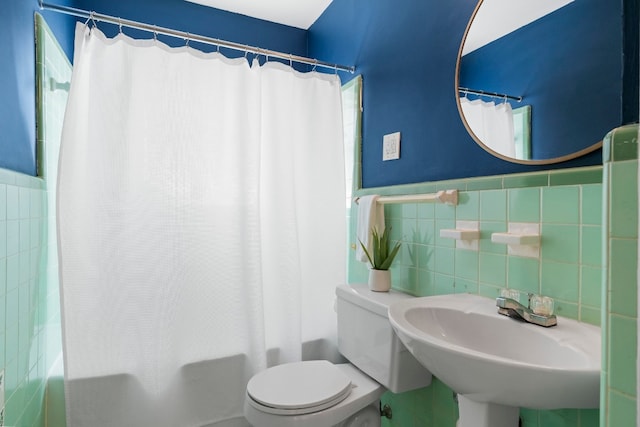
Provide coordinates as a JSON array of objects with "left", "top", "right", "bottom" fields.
[{"left": 388, "top": 293, "right": 600, "bottom": 427}]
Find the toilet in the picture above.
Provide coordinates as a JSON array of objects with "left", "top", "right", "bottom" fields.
[{"left": 243, "top": 283, "right": 432, "bottom": 427}]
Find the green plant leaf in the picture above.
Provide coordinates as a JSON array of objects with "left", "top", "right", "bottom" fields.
[
  {"left": 363, "top": 226, "right": 401, "bottom": 270},
  {"left": 359, "top": 238, "right": 375, "bottom": 268},
  {"left": 379, "top": 241, "right": 401, "bottom": 270}
]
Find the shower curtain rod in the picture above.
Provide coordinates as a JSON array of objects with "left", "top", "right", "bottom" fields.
[
  {"left": 459, "top": 87, "right": 522, "bottom": 102},
  {"left": 38, "top": 1, "right": 356, "bottom": 74}
]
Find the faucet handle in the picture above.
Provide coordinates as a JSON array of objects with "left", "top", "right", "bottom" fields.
[
  {"left": 500, "top": 288, "right": 521, "bottom": 302},
  {"left": 530, "top": 295, "right": 555, "bottom": 316}
]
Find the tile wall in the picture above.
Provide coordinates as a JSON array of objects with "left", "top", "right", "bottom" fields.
[
  {"left": 35, "top": 12, "right": 68, "bottom": 379},
  {"left": 0, "top": 172, "right": 50, "bottom": 427},
  {"left": 0, "top": 14, "right": 69, "bottom": 427},
  {"left": 601, "top": 124, "right": 638, "bottom": 426},
  {"left": 348, "top": 165, "right": 605, "bottom": 426}
]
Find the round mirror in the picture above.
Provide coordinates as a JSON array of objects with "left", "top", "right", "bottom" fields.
[{"left": 456, "top": 0, "right": 621, "bottom": 164}]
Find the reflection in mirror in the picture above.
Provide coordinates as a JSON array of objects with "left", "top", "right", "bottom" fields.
[
  {"left": 459, "top": 87, "right": 529, "bottom": 159},
  {"left": 456, "top": 0, "right": 619, "bottom": 164}
]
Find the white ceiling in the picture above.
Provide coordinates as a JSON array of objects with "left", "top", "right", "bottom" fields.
[
  {"left": 185, "top": 0, "right": 334, "bottom": 29},
  {"left": 463, "top": 0, "right": 574, "bottom": 55},
  {"left": 185, "top": 0, "right": 574, "bottom": 48}
]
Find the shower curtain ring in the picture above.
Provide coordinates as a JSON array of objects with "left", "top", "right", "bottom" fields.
[
  {"left": 153, "top": 26, "right": 158, "bottom": 41},
  {"left": 185, "top": 32, "right": 190, "bottom": 46},
  {"left": 84, "top": 11, "right": 96, "bottom": 29}
]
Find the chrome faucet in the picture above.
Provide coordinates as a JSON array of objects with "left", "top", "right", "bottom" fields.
[{"left": 496, "top": 294, "right": 557, "bottom": 327}]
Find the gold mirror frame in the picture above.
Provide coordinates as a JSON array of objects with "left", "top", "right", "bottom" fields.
[{"left": 454, "top": 0, "right": 602, "bottom": 165}]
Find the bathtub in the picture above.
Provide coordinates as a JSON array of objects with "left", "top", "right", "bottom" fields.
[
  {"left": 45, "top": 356, "right": 66, "bottom": 427},
  {"left": 46, "top": 339, "right": 342, "bottom": 426},
  {"left": 42, "top": 357, "right": 251, "bottom": 427}
]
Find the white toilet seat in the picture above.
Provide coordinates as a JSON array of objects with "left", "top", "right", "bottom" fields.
[
  {"left": 246, "top": 360, "right": 353, "bottom": 415},
  {"left": 244, "top": 362, "right": 385, "bottom": 427}
]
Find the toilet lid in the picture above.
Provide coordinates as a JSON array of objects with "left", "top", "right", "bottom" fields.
[{"left": 247, "top": 360, "right": 353, "bottom": 415}]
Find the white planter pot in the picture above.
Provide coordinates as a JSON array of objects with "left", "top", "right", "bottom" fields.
[{"left": 368, "top": 269, "right": 391, "bottom": 292}]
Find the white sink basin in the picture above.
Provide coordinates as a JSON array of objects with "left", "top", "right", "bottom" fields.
[{"left": 388, "top": 293, "right": 600, "bottom": 426}]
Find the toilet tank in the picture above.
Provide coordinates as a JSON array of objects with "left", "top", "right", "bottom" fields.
[{"left": 335, "top": 284, "right": 432, "bottom": 393}]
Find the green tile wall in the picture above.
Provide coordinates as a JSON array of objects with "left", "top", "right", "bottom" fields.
[
  {"left": 37, "top": 13, "right": 69, "bottom": 427},
  {"left": 601, "top": 124, "right": 638, "bottom": 427},
  {"left": 35, "top": 14, "right": 69, "bottom": 427},
  {"left": 0, "top": 14, "right": 70, "bottom": 427},
  {"left": 348, "top": 165, "right": 605, "bottom": 427},
  {"left": 0, "top": 173, "right": 49, "bottom": 427}
]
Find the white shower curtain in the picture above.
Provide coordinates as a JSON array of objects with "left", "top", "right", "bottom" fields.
[
  {"left": 58, "top": 23, "right": 346, "bottom": 427},
  {"left": 460, "top": 97, "right": 515, "bottom": 158}
]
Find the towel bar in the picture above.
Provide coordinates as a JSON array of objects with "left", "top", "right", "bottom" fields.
[{"left": 354, "top": 189, "right": 458, "bottom": 206}]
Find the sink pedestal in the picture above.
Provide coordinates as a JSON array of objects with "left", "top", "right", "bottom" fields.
[{"left": 458, "top": 396, "right": 519, "bottom": 427}]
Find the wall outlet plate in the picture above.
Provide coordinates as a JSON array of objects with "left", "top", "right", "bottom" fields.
[{"left": 383, "top": 132, "right": 401, "bottom": 161}]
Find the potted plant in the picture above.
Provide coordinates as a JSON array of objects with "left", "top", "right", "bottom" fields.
[{"left": 359, "top": 227, "right": 401, "bottom": 292}]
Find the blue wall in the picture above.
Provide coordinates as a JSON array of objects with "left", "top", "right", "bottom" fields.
[
  {"left": 0, "top": 0, "right": 307, "bottom": 175},
  {"left": 623, "top": 0, "right": 639, "bottom": 123},
  {"left": 308, "top": 0, "right": 631, "bottom": 187},
  {"left": 460, "top": 0, "right": 621, "bottom": 160},
  {"left": 1, "top": 0, "right": 636, "bottom": 183},
  {"left": 0, "top": 0, "right": 75, "bottom": 175}
]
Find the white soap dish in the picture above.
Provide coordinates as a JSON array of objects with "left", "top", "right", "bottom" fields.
[
  {"left": 490, "top": 233, "right": 540, "bottom": 246},
  {"left": 440, "top": 229, "right": 480, "bottom": 241},
  {"left": 440, "top": 220, "right": 480, "bottom": 251},
  {"left": 491, "top": 223, "right": 541, "bottom": 258}
]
